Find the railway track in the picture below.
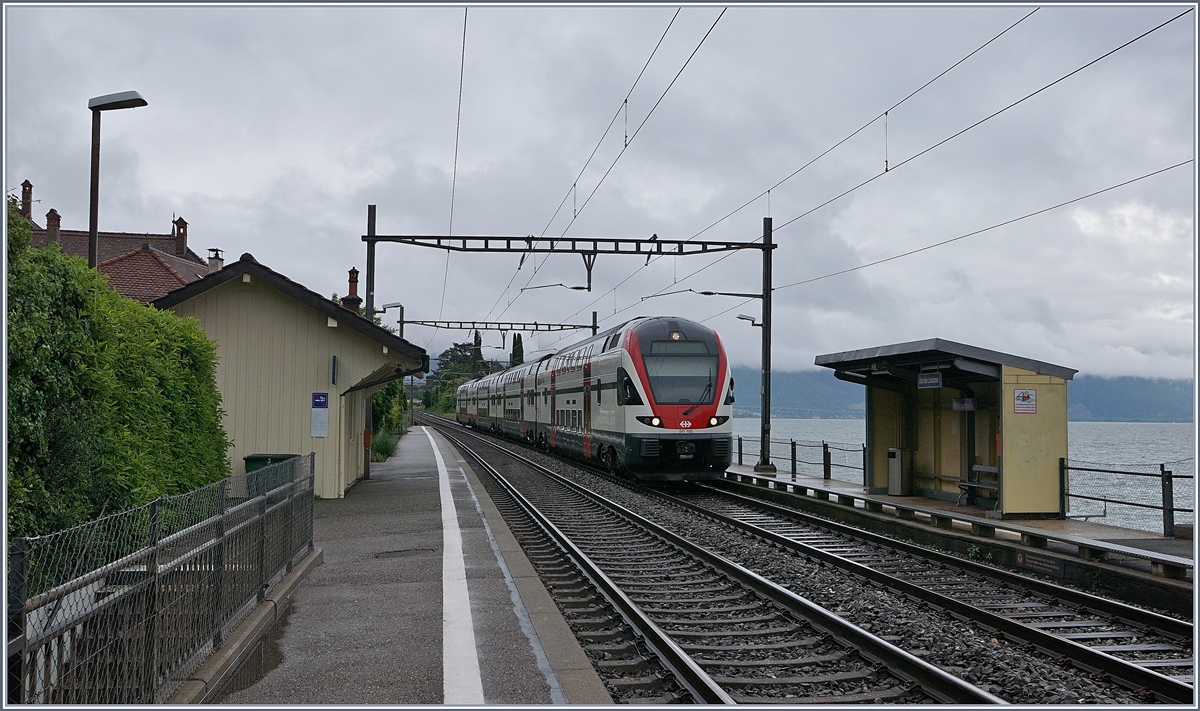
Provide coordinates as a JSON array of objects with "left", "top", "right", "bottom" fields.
[
  {"left": 424, "top": 416, "right": 1002, "bottom": 704},
  {"left": 656, "top": 484, "right": 1194, "bottom": 704}
]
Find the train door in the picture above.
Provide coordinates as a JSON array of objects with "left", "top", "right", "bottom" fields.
[
  {"left": 582, "top": 349, "right": 593, "bottom": 458},
  {"left": 549, "top": 363, "right": 558, "bottom": 449}
]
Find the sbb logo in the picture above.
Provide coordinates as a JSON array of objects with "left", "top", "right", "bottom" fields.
[{"left": 680, "top": 420, "right": 692, "bottom": 428}]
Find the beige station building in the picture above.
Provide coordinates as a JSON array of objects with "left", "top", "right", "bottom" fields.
[
  {"left": 154, "top": 253, "right": 427, "bottom": 498},
  {"left": 816, "top": 339, "right": 1076, "bottom": 519}
]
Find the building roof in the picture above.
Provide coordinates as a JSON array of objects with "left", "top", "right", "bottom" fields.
[
  {"left": 815, "top": 338, "right": 1077, "bottom": 382},
  {"left": 30, "top": 227, "right": 207, "bottom": 265},
  {"left": 152, "top": 252, "right": 428, "bottom": 367},
  {"left": 98, "top": 244, "right": 210, "bottom": 305}
]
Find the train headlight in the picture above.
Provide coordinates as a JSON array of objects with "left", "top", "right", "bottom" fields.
[
  {"left": 709, "top": 417, "right": 719, "bottom": 426},
  {"left": 707, "top": 416, "right": 729, "bottom": 427},
  {"left": 635, "top": 415, "right": 664, "bottom": 428}
]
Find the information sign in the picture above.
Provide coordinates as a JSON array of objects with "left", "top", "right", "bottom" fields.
[
  {"left": 312, "top": 392, "right": 329, "bottom": 438},
  {"left": 1014, "top": 389, "right": 1037, "bottom": 414},
  {"left": 917, "top": 372, "right": 942, "bottom": 389}
]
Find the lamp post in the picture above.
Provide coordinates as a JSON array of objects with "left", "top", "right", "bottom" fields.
[{"left": 87, "top": 91, "right": 147, "bottom": 268}]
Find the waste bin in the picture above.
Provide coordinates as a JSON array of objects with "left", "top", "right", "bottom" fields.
[
  {"left": 243, "top": 453, "right": 300, "bottom": 473},
  {"left": 887, "top": 448, "right": 911, "bottom": 495}
]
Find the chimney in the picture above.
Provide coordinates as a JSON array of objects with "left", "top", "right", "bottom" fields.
[
  {"left": 340, "top": 267, "right": 363, "bottom": 312},
  {"left": 207, "top": 248, "right": 224, "bottom": 273},
  {"left": 173, "top": 216, "right": 188, "bottom": 258},
  {"left": 45, "top": 209, "right": 61, "bottom": 244},
  {"left": 20, "top": 180, "right": 32, "bottom": 219}
]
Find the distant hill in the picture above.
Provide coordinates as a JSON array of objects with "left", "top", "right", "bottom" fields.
[
  {"left": 731, "top": 368, "right": 1193, "bottom": 423},
  {"left": 1067, "top": 376, "right": 1193, "bottom": 422}
]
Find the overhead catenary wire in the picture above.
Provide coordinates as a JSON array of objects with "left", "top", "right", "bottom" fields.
[
  {"left": 698, "top": 159, "right": 1193, "bottom": 324},
  {"left": 431, "top": 7, "right": 470, "bottom": 347},
  {"left": 494, "top": 7, "right": 728, "bottom": 321},
  {"left": 541, "top": 7, "right": 1042, "bottom": 336},
  {"left": 540, "top": 5, "right": 1193, "bottom": 343},
  {"left": 480, "top": 7, "right": 682, "bottom": 322}
]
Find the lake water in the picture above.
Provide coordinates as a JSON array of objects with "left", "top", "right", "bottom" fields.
[{"left": 732, "top": 418, "right": 1195, "bottom": 534}]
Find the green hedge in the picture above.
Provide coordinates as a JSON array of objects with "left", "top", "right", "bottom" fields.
[{"left": 6, "top": 199, "right": 231, "bottom": 537}]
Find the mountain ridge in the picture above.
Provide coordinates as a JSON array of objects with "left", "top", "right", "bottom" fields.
[{"left": 730, "top": 367, "right": 1193, "bottom": 422}]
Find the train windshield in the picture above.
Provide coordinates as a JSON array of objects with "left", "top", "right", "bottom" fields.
[
  {"left": 633, "top": 318, "right": 722, "bottom": 405},
  {"left": 642, "top": 353, "right": 718, "bottom": 404}
]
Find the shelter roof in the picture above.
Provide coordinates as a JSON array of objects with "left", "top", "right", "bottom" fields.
[{"left": 815, "top": 338, "right": 1076, "bottom": 382}]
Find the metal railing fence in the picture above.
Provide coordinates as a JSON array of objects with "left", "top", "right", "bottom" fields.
[
  {"left": 7, "top": 454, "right": 315, "bottom": 704},
  {"left": 1061, "top": 457, "right": 1194, "bottom": 536},
  {"left": 735, "top": 436, "right": 867, "bottom": 484}
]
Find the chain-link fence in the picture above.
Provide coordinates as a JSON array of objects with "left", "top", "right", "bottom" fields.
[
  {"left": 1063, "top": 457, "right": 1194, "bottom": 536},
  {"left": 735, "top": 436, "right": 867, "bottom": 485},
  {"left": 7, "top": 454, "right": 315, "bottom": 704}
]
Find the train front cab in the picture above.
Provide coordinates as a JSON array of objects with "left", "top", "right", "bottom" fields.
[{"left": 618, "top": 318, "right": 733, "bottom": 481}]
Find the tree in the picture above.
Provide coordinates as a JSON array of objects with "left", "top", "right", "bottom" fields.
[
  {"left": 511, "top": 333, "right": 524, "bottom": 366},
  {"left": 472, "top": 330, "right": 484, "bottom": 375},
  {"left": 6, "top": 198, "right": 231, "bottom": 536}
]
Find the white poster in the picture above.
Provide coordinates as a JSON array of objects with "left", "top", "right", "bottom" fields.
[
  {"left": 1014, "top": 389, "right": 1036, "bottom": 414},
  {"left": 311, "top": 392, "right": 329, "bottom": 437}
]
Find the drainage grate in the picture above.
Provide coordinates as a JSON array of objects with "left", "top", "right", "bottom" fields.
[{"left": 375, "top": 549, "right": 434, "bottom": 559}]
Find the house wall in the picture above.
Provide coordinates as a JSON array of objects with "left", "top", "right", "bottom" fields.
[
  {"left": 1000, "top": 365, "right": 1068, "bottom": 515},
  {"left": 165, "top": 274, "right": 406, "bottom": 498},
  {"left": 865, "top": 387, "right": 903, "bottom": 492}
]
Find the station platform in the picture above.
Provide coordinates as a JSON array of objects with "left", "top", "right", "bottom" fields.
[{"left": 218, "top": 426, "right": 611, "bottom": 705}]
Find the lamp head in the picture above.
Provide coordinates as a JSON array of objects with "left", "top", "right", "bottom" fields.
[
  {"left": 737, "top": 314, "right": 757, "bottom": 324},
  {"left": 88, "top": 90, "right": 147, "bottom": 111}
]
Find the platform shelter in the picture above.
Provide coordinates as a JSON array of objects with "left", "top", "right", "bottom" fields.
[{"left": 815, "top": 339, "right": 1077, "bottom": 519}]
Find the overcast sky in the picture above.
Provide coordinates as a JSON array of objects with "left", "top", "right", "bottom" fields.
[{"left": 4, "top": 3, "right": 1195, "bottom": 379}]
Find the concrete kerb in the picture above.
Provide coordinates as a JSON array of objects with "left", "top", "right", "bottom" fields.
[{"left": 167, "top": 547, "right": 324, "bottom": 704}]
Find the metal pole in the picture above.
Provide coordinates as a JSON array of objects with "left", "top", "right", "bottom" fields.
[
  {"left": 1161, "top": 464, "right": 1175, "bottom": 538},
  {"left": 398, "top": 304, "right": 405, "bottom": 339},
  {"left": 823, "top": 441, "right": 832, "bottom": 480},
  {"left": 737, "top": 436, "right": 743, "bottom": 466},
  {"left": 592, "top": 310, "right": 598, "bottom": 336},
  {"left": 364, "top": 206, "right": 376, "bottom": 481},
  {"left": 1059, "top": 457, "right": 1067, "bottom": 519},
  {"left": 88, "top": 110, "right": 101, "bottom": 268},
  {"left": 7, "top": 538, "right": 28, "bottom": 704},
  {"left": 790, "top": 439, "right": 797, "bottom": 479},
  {"left": 754, "top": 217, "right": 776, "bottom": 473},
  {"left": 143, "top": 501, "right": 161, "bottom": 702},
  {"left": 211, "top": 480, "right": 227, "bottom": 649}
]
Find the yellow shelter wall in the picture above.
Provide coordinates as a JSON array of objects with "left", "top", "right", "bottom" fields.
[
  {"left": 866, "top": 388, "right": 903, "bottom": 489},
  {"left": 167, "top": 276, "right": 413, "bottom": 499},
  {"left": 1000, "top": 365, "right": 1068, "bottom": 514},
  {"left": 912, "top": 388, "right": 963, "bottom": 496}
]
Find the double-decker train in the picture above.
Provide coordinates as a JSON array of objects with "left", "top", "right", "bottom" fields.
[{"left": 455, "top": 316, "right": 734, "bottom": 481}]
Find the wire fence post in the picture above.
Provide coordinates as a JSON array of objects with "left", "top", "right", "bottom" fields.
[
  {"left": 790, "top": 439, "right": 797, "bottom": 480},
  {"left": 7, "top": 537, "right": 28, "bottom": 704},
  {"left": 256, "top": 476, "right": 267, "bottom": 604},
  {"left": 142, "top": 500, "right": 161, "bottom": 702},
  {"left": 1161, "top": 464, "right": 1175, "bottom": 538},
  {"left": 862, "top": 445, "right": 868, "bottom": 488},
  {"left": 284, "top": 461, "right": 296, "bottom": 574},
  {"left": 1059, "top": 457, "right": 1067, "bottom": 520},
  {"left": 211, "top": 480, "right": 227, "bottom": 649},
  {"left": 822, "top": 441, "right": 832, "bottom": 481},
  {"left": 308, "top": 453, "right": 316, "bottom": 553},
  {"left": 737, "top": 437, "right": 743, "bottom": 466}
]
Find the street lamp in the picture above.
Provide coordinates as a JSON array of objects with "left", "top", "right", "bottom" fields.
[{"left": 87, "top": 90, "right": 147, "bottom": 268}]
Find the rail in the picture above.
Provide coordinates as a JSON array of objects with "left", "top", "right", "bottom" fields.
[{"left": 6, "top": 455, "right": 315, "bottom": 704}]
